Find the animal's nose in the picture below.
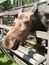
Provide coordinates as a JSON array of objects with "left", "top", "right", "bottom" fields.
[
  {"left": 11, "top": 41, "right": 19, "bottom": 50},
  {"left": 24, "top": 22, "right": 29, "bottom": 26}
]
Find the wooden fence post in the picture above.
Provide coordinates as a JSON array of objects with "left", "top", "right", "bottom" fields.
[
  {"left": 18, "top": 0, "right": 22, "bottom": 7},
  {"left": 47, "top": 0, "right": 49, "bottom": 4},
  {"left": 47, "top": 21, "right": 49, "bottom": 65},
  {"left": 0, "top": 17, "right": 3, "bottom": 36},
  {"left": 0, "top": 17, "right": 2, "bottom": 24}
]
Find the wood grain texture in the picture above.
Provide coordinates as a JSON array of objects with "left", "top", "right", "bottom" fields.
[
  {"left": 0, "top": 24, "right": 12, "bottom": 30},
  {"left": 14, "top": 55, "right": 27, "bottom": 65},
  {"left": 9, "top": 45, "right": 46, "bottom": 65},
  {"left": 10, "top": 49, "right": 38, "bottom": 65},
  {"left": 36, "top": 31, "right": 48, "bottom": 39}
]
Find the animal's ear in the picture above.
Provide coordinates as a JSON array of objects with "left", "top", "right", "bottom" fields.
[
  {"left": 28, "top": 3, "right": 38, "bottom": 16},
  {"left": 31, "top": 3, "right": 38, "bottom": 13},
  {"left": 18, "top": 8, "right": 23, "bottom": 17}
]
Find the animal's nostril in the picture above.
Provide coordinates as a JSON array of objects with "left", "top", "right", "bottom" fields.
[
  {"left": 11, "top": 42, "right": 19, "bottom": 50},
  {"left": 24, "top": 22, "right": 29, "bottom": 26}
]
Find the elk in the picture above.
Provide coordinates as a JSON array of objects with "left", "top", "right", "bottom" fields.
[
  {"left": 3, "top": 3, "right": 37, "bottom": 50},
  {"left": 3, "top": 3, "right": 48, "bottom": 50}
]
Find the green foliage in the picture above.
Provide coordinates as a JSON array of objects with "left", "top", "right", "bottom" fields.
[
  {"left": 13, "top": 0, "right": 18, "bottom": 7},
  {"left": 0, "top": 5, "right": 4, "bottom": 12},
  {"left": 22, "top": 0, "right": 28, "bottom": 5},
  {"left": 29, "top": 0, "right": 34, "bottom": 4},
  {"left": 0, "top": 0, "right": 13, "bottom": 12},
  {"left": 0, "top": 52, "right": 17, "bottom": 65},
  {"left": 3, "top": 0, "right": 13, "bottom": 9},
  {"left": 22, "top": 0, "right": 34, "bottom": 5}
]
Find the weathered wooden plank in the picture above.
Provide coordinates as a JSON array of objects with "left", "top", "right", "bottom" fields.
[
  {"left": 0, "top": 10, "right": 16, "bottom": 16},
  {"left": 0, "top": 8, "right": 23, "bottom": 16},
  {"left": 47, "top": 0, "right": 49, "bottom": 4},
  {"left": 0, "top": 0, "right": 6, "bottom": 3},
  {"left": 47, "top": 22, "right": 49, "bottom": 65},
  {"left": 10, "top": 49, "right": 38, "bottom": 65},
  {"left": 43, "top": 61, "right": 47, "bottom": 65},
  {"left": 0, "top": 18, "right": 3, "bottom": 24},
  {"left": 28, "top": 35, "right": 35, "bottom": 38},
  {"left": 0, "top": 6, "right": 35, "bottom": 16},
  {"left": 38, "top": 4, "right": 49, "bottom": 14},
  {"left": 14, "top": 55, "right": 27, "bottom": 65},
  {"left": 36, "top": 31, "right": 48, "bottom": 39},
  {"left": 26, "top": 40, "right": 35, "bottom": 45},
  {"left": 0, "top": 24, "right": 12, "bottom": 30},
  {"left": 18, "top": 45, "right": 46, "bottom": 64}
]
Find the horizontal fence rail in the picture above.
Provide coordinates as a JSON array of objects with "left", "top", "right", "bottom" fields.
[{"left": 0, "top": 1, "right": 47, "bottom": 16}]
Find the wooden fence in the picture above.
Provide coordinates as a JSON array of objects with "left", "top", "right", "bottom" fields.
[{"left": 0, "top": 1, "right": 49, "bottom": 65}]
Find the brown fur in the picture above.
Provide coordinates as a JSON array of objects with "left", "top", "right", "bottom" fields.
[{"left": 4, "top": 12, "right": 32, "bottom": 49}]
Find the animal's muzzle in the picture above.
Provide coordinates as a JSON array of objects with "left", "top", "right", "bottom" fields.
[{"left": 11, "top": 41, "right": 19, "bottom": 50}]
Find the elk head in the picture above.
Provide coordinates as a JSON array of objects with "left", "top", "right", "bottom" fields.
[{"left": 4, "top": 3, "right": 38, "bottom": 50}]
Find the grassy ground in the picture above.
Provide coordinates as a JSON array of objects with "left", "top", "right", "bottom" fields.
[{"left": 0, "top": 52, "right": 18, "bottom": 65}]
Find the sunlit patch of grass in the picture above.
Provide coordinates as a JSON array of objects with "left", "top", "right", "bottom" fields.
[{"left": 0, "top": 52, "right": 18, "bottom": 65}]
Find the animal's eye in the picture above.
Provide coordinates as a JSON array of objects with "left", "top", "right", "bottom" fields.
[{"left": 24, "top": 21, "right": 29, "bottom": 26}]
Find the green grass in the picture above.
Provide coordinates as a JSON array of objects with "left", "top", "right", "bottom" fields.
[{"left": 0, "top": 52, "right": 18, "bottom": 65}]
